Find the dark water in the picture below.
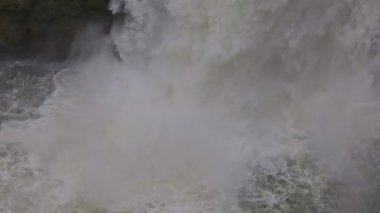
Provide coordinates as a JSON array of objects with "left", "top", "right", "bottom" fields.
[{"left": 0, "top": 59, "right": 62, "bottom": 125}]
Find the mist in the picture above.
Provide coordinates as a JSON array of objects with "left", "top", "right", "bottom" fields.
[{"left": 1, "top": 0, "right": 380, "bottom": 212}]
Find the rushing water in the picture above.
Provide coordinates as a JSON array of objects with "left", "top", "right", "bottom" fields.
[{"left": 1, "top": 0, "right": 380, "bottom": 212}]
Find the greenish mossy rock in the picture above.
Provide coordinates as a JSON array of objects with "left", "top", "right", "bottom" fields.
[
  {"left": 0, "top": 0, "right": 31, "bottom": 11},
  {"left": 0, "top": 14, "right": 26, "bottom": 48},
  {"left": 0, "top": 0, "right": 112, "bottom": 60}
]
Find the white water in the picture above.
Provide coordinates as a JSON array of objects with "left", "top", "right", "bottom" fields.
[{"left": 1, "top": 0, "right": 380, "bottom": 212}]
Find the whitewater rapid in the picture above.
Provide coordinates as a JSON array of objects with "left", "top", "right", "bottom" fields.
[{"left": 1, "top": 0, "right": 380, "bottom": 212}]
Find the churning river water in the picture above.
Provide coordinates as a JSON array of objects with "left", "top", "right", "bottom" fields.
[{"left": 1, "top": 0, "right": 380, "bottom": 212}]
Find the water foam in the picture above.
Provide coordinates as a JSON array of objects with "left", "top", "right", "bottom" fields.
[{"left": 1, "top": 0, "right": 380, "bottom": 212}]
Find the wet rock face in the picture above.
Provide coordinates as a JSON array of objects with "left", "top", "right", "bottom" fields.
[
  {"left": 0, "top": 0, "right": 112, "bottom": 60},
  {"left": 0, "top": 0, "right": 32, "bottom": 11}
]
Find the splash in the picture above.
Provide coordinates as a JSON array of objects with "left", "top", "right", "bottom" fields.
[{"left": 1, "top": 0, "right": 380, "bottom": 212}]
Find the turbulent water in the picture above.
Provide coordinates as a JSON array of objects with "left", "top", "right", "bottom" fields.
[{"left": 1, "top": 0, "right": 380, "bottom": 212}]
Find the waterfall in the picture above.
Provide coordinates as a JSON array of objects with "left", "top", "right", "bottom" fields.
[{"left": 1, "top": 0, "right": 380, "bottom": 212}]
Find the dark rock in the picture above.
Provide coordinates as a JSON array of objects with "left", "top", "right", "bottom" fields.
[
  {"left": 0, "top": 0, "right": 113, "bottom": 60},
  {"left": 0, "top": 0, "right": 32, "bottom": 12}
]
